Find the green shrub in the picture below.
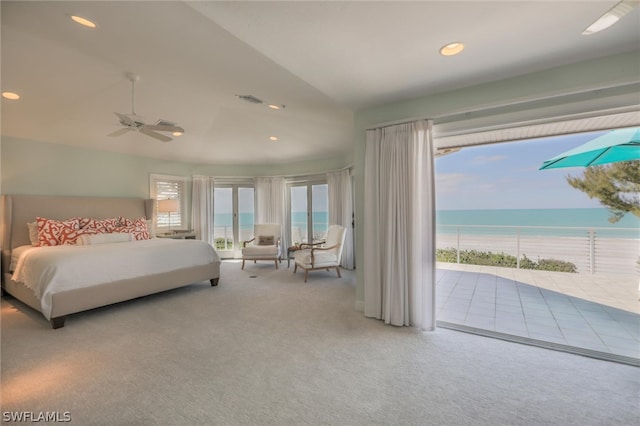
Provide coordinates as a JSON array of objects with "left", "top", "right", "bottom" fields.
[
  {"left": 536, "top": 258, "right": 577, "bottom": 273},
  {"left": 436, "top": 248, "right": 458, "bottom": 263},
  {"left": 215, "top": 237, "right": 233, "bottom": 250},
  {"left": 437, "top": 248, "right": 577, "bottom": 273}
]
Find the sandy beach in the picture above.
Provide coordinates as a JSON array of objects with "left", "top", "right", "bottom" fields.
[{"left": 436, "top": 233, "right": 640, "bottom": 275}]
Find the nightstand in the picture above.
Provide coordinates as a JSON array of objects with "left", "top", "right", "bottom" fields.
[{"left": 157, "top": 232, "right": 196, "bottom": 240}]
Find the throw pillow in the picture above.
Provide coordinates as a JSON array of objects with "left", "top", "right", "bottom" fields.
[
  {"left": 115, "top": 218, "right": 150, "bottom": 241},
  {"left": 81, "top": 217, "right": 120, "bottom": 233},
  {"left": 258, "top": 235, "right": 275, "bottom": 246},
  {"left": 77, "top": 232, "right": 133, "bottom": 245},
  {"left": 36, "top": 217, "right": 81, "bottom": 246},
  {"left": 27, "top": 222, "right": 39, "bottom": 246}
]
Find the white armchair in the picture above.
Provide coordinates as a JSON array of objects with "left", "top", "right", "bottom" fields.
[
  {"left": 241, "top": 224, "right": 282, "bottom": 269},
  {"left": 293, "top": 225, "right": 346, "bottom": 282}
]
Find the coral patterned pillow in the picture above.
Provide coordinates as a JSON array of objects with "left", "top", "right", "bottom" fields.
[
  {"left": 81, "top": 217, "right": 120, "bottom": 233},
  {"left": 118, "top": 216, "right": 147, "bottom": 228},
  {"left": 116, "top": 217, "right": 150, "bottom": 240},
  {"left": 36, "top": 217, "right": 81, "bottom": 246}
]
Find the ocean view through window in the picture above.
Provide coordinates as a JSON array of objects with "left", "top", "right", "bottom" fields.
[{"left": 434, "top": 129, "right": 639, "bottom": 364}]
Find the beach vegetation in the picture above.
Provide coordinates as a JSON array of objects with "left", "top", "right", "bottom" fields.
[
  {"left": 566, "top": 160, "right": 640, "bottom": 223},
  {"left": 215, "top": 237, "right": 233, "bottom": 250},
  {"left": 436, "top": 248, "right": 577, "bottom": 273}
]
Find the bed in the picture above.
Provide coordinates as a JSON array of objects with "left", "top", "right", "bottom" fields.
[{"left": 1, "top": 195, "right": 221, "bottom": 329}]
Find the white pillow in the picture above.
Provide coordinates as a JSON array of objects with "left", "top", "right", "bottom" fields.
[
  {"left": 77, "top": 232, "right": 134, "bottom": 246},
  {"left": 146, "top": 219, "right": 156, "bottom": 238},
  {"left": 26, "top": 222, "right": 38, "bottom": 246}
]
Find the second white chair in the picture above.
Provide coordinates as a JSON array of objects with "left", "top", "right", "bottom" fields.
[{"left": 294, "top": 225, "right": 346, "bottom": 282}]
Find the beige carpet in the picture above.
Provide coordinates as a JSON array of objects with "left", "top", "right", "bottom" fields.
[{"left": 1, "top": 260, "right": 638, "bottom": 425}]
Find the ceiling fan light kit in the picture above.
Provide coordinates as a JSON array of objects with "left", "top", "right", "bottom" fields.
[{"left": 108, "top": 73, "right": 184, "bottom": 142}]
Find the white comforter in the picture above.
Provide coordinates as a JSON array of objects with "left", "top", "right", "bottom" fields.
[{"left": 11, "top": 238, "right": 219, "bottom": 318}]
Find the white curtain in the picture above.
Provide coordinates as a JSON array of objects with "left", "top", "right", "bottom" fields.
[
  {"left": 254, "top": 177, "right": 287, "bottom": 247},
  {"left": 363, "top": 120, "right": 436, "bottom": 331},
  {"left": 327, "top": 169, "right": 354, "bottom": 269},
  {"left": 191, "top": 175, "right": 215, "bottom": 246}
]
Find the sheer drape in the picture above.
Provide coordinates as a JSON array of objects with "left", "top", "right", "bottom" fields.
[
  {"left": 327, "top": 169, "right": 354, "bottom": 269},
  {"left": 363, "top": 120, "right": 436, "bottom": 331},
  {"left": 191, "top": 175, "right": 215, "bottom": 246},
  {"left": 254, "top": 177, "right": 287, "bottom": 248}
]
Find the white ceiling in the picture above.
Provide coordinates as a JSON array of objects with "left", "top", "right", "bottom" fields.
[{"left": 2, "top": 1, "right": 639, "bottom": 166}]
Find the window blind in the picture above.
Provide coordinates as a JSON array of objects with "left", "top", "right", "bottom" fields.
[{"left": 150, "top": 174, "right": 186, "bottom": 229}]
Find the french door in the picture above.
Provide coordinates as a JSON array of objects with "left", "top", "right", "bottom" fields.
[
  {"left": 289, "top": 182, "right": 328, "bottom": 245},
  {"left": 213, "top": 185, "right": 255, "bottom": 259}
]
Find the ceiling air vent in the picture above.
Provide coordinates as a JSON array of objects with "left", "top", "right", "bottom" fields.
[{"left": 236, "top": 94, "right": 263, "bottom": 104}]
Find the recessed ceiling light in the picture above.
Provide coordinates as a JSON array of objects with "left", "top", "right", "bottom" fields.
[
  {"left": 439, "top": 42, "right": 464, "bottom": 56},
  {"left": 172, "top": 131, "right": 183, "bottom": 137},
  {"left": 269, "top": 136, "right": 278, "bottom": 141},
  {"left": 268, "top": 104, "right": 281, "bottom": 110},
  {"left": 71, "top": 15, "right": 97, "bottom": 28},
  {"left": 583, "top": 0, "right": 637, "bottom": 35},
  {"left": 2, "top": 92, "right": 20, "bottom": 100}
]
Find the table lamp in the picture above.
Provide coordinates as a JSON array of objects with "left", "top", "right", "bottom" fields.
[{"left": 157, "top": 199, "right": 180, "bottom": 233}]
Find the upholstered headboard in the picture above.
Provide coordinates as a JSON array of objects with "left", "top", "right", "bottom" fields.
[{"left": 1, "top": 195, "right": 154, "bottom": 272}]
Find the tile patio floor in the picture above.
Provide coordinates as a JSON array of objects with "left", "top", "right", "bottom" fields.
[{"left": 436, "top": 263, "right": 640, "bottom": 365}]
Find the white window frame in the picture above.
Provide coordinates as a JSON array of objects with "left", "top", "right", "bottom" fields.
[
  {"left": 286, "top": 175, "right": 328, "bottom": 245},
  {"left": 149, "top": 173, "right": 188, "bottom": 232}
]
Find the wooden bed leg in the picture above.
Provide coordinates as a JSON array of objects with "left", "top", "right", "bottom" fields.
[
  {"left": 210, "top": 278, "right": 219, "bottom": 287},
  {"left": 336, "top": 267, "right": 342, "bottom": 278},
  {"left": 275, "top": 260, "right": 278, "bottom": 269},
  {"left": 50, "top": 316, "right": 66, "bottom": 329}
]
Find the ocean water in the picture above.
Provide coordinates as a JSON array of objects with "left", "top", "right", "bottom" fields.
[
  {"left": 214, "top": 212, "right": 328, "bottom": 233},
  {"left": 214, "top": 209, "right": 639, "bottom": 239},
  {"left": 436, "top": 208, "right": 639, "bottom": 238}
]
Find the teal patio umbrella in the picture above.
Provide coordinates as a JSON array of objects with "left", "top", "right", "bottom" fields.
[{"left": 539, "top": 127, "right": 640, "bottom": 170}]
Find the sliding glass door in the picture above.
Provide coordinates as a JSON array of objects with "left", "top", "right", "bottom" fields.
[
  {"left": 214, "top": 185, "right": 255, "bottom": 259},
  {"left": 290, "top": 182, "right": 328, "bottom": 245}
]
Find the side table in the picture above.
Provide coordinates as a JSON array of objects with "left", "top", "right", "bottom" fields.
[
  {"left": 157, "top": 232, "right": 196, "bottom": 240},
  {"left": 287, "top": 245, "right": 301, "bottom": 268}
]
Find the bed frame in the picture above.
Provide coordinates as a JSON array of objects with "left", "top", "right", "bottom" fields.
[{"left": 1, "top": 195, "right": 220, "bottom": 329}]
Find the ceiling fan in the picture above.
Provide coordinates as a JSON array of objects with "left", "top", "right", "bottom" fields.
[{"left": 108, "top": 73, "right": 184, "bottom": 143}]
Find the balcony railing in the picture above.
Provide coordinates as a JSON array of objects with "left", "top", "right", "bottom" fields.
[{"left": 436, "top": 225, "right": 640, "bottom": 275}]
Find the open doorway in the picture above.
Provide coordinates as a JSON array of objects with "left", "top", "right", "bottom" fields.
[{"left": 434, "top": 131, "right": 640, "bottom": 364}]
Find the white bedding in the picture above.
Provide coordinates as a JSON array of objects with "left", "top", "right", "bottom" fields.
[{"left": 11, "top": 238, "right": 219, "bottom": 319}]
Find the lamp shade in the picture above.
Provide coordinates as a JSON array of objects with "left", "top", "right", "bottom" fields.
[{"left": 157, "top": 198, "right": 180, "bottom": 213}]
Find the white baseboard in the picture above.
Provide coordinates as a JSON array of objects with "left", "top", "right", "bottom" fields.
[{"left": 354, "top": 300, "right": 364, "bottom": 312}]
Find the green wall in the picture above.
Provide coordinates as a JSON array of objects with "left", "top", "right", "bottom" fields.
[
  {"left": 352, "top": 51, "right": 640, "bottom": 307},
  {"left": 0, "top": 137, "right": 350, "bottom": 198}
]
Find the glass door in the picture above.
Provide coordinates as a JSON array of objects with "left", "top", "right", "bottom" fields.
[
  {"left": 236, "top": 187, "right": 255, "bottom": 258},
  {"left": 214, "top": 185, "right": 255, "bottom": 259},
  {"left": 311, "top": 184, "right": 328, "bottom": 243},
  {"left": 289, "top": 182, "right": 328, "bottom": 246},
  {"left": 213, "top": 187, "right": 234, "bottom": 258},
  {"left": 290, "top": 185, "right": 308, "bottom": 245}
]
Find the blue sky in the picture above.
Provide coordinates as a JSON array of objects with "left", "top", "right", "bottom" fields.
[{"left": 435, "top": 130, "right": 610, "bottom": 210}]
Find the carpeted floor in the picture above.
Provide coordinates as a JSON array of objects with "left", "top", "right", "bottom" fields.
[{"left": 1, "top": 260, "right": 639, "bottom": 425}]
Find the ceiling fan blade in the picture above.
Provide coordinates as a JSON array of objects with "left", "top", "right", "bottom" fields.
[
  {"left": 140, "top": 127, "right": 172, "bottom": 142},
  {"left": 144, "top": 124, "right": 185, "bottom": 133},
  {"left": 107, "top": 128, "right": 134, "bottom": 137},
  {"left": 114, "top": 112, "right": 136, "bottom": 127}
]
